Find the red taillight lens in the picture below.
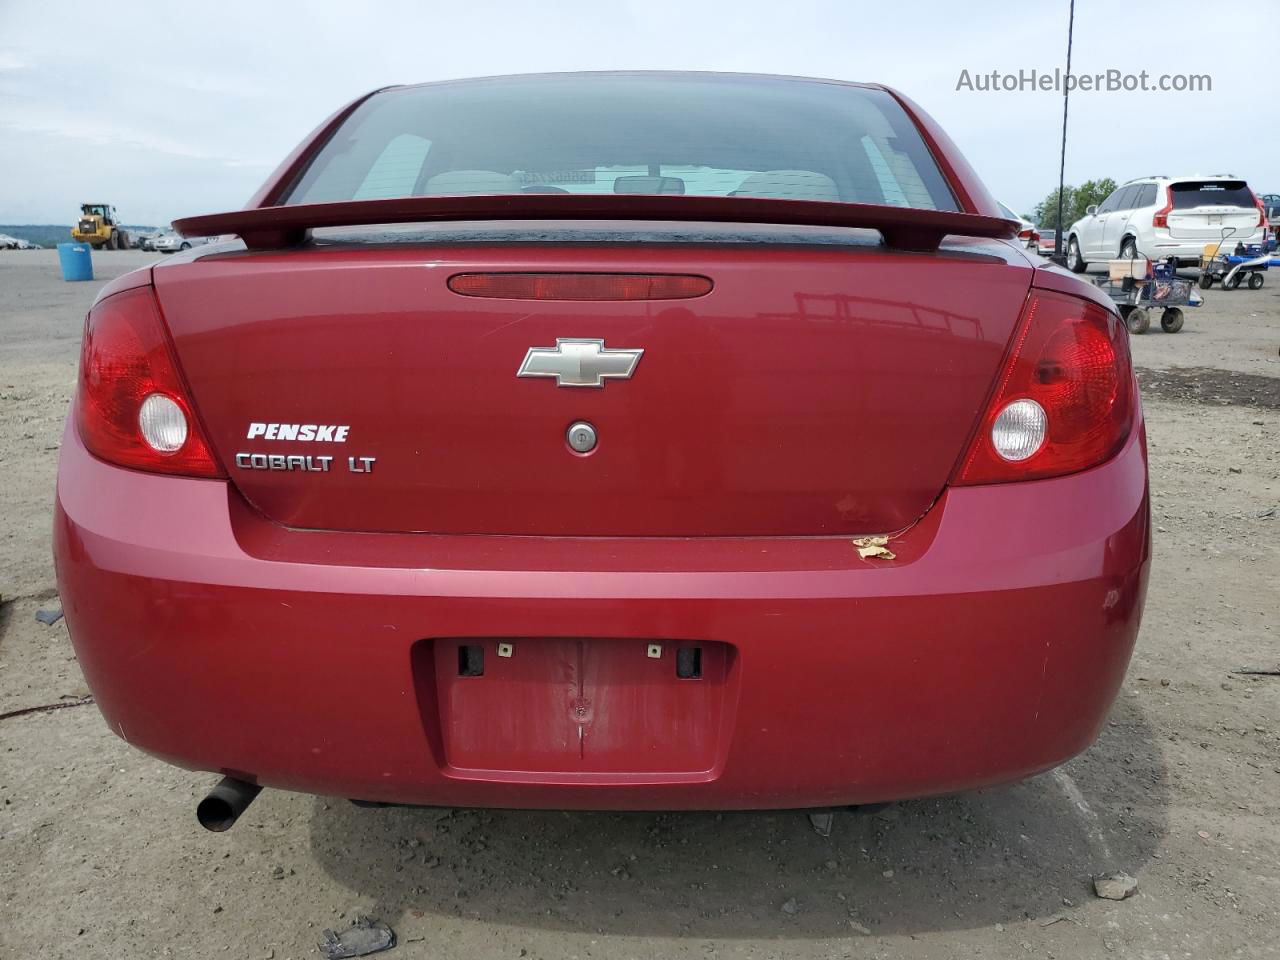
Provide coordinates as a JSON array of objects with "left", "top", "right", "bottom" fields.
[
  {"left": 1252, "top": 191, "right": 1267, "bottom": 228},
  {"left": 77, "top": 286, "right": 222, "bottom": 478},
  {"left": 1152, "top": 187, "right": 1173, "bottom": 228},
  {"left": 447, "top": 273, "right": 712, "bottom": 300},
  {"left": 953, "top": 290, "right": 1134, "bottom": 485}
]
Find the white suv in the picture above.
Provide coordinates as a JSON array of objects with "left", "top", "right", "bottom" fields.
[{"left": 1065, "top": 176, "right": 1266, "bottom": 271}]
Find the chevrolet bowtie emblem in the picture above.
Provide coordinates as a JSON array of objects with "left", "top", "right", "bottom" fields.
[{"left": 517, "top": 339, "right": 644, "bottom": 388}]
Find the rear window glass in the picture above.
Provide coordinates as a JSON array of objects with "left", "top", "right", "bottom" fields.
[
  {"left": 285, "top": 75, "right": 959, "bottom": 213},
  {"left": 1170, "top": 181, "right": 1255, "bottom": 209}
]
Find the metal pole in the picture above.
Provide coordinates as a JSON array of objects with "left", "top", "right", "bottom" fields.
[{"left": 1052, "top": 0, "right": 1076, "bottom": 265}]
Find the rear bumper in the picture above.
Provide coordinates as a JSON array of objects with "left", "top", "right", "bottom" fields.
[
  {"left": 1150, "top": 230, "right": 1266, "bottom": 262},
  {"left": 54, "top": 423, "right": 1150, "bottom": 810}
]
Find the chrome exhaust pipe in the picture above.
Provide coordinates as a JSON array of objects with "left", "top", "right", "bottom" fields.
[{"left": 197, "top": 776, "right": 262, "bottom": 832}]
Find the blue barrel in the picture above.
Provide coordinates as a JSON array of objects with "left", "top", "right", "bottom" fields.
[{"left": 57, "top": 242, "right": 94, "bottom": 282}]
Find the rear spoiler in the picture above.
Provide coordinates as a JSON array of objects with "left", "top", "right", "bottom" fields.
[{"left": 173, "top": 195, "right": 1018, "bottom": 253}]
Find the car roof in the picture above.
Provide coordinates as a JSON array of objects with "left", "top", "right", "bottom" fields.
[
  {"left": 391, "top": 70, "right": 883, "bottom": 94},
  {"left": 1122, "top": 174, "right": 1246, "bottom": 185}
]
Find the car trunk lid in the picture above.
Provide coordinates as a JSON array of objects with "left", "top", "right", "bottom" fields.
[{"left": 153, "top": 226, "right": 1032, "bottom": 537}]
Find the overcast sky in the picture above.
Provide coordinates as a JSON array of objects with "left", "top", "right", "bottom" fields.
[{"left": 2, "top": 0, "right": 1275, "bottom": 226}]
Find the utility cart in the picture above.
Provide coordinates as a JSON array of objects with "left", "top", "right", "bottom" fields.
[
  {"left": 1093, "top": 258, "right": 1201, "bottom": 334},
  {"left": 1199, "top": 240, "right": 1269, "bottom": 290}
]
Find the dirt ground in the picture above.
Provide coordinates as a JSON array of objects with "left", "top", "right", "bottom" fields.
[{"left": 1, "top": 248, "right": 1277, "bottom": 960}]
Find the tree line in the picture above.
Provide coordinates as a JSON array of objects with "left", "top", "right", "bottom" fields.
[{"left": 1030, "top": 178, "right": 1118, "bottom": 231}]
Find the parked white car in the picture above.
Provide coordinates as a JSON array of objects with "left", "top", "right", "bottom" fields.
[
  {"left": 152, "top": 233, "right": 212, "bottom": 253},
  {"left": 1065, "top": 176, "right": 1266, "bottom": 271},
  {"left": 998, "top": 201, "right": 1038, "bottom": 250},
  {"left": 135, "top": 230, "right": 167, "bottom": 251}
]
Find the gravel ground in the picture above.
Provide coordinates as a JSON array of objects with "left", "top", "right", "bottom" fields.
[{"left": 1, "top": 248, "right": 1277, "bottom": 960}]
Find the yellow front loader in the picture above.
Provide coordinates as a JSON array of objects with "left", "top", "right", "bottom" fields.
[{"left": 71, "top": 203, "right": 130, "bottom": 249}]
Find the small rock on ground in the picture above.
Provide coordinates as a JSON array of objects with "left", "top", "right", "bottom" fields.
[
  {"left": 319, "top": 916, "right": 395, "bottom": 959},
  {"left": 34, "top": 607, "right": 63, "bottom": 625},
  {"left": 1093, "top": 872, "right": 1139, "bottom": 900}
]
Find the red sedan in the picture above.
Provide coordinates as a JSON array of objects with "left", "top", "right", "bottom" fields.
[{"left": 54, "top": 72, "right": 1149, "bottom": 830}]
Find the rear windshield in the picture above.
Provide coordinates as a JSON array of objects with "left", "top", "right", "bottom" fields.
[
  {"left": 1170, "top": 180, "right": 1255, "bottom": 209},
  {"left": 284, "top": 74, "right": 959, "bottom": 213}
]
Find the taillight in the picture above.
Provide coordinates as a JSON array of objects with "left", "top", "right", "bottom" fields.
[
  {"left": 953, "top": 290, "right": 1134, "bottom": 485},
  {"left": 1252, "top": 191, "right": 1267, "bottom": 228},
  {"left": 448, "top": 273, "right": 712, "bottom": 300},
  {"left": 77, "top": 286, "right": 222, "bottom": 478},
  {"left": 1152, "top": 188, "right": 1173, "bottom": 228}
]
